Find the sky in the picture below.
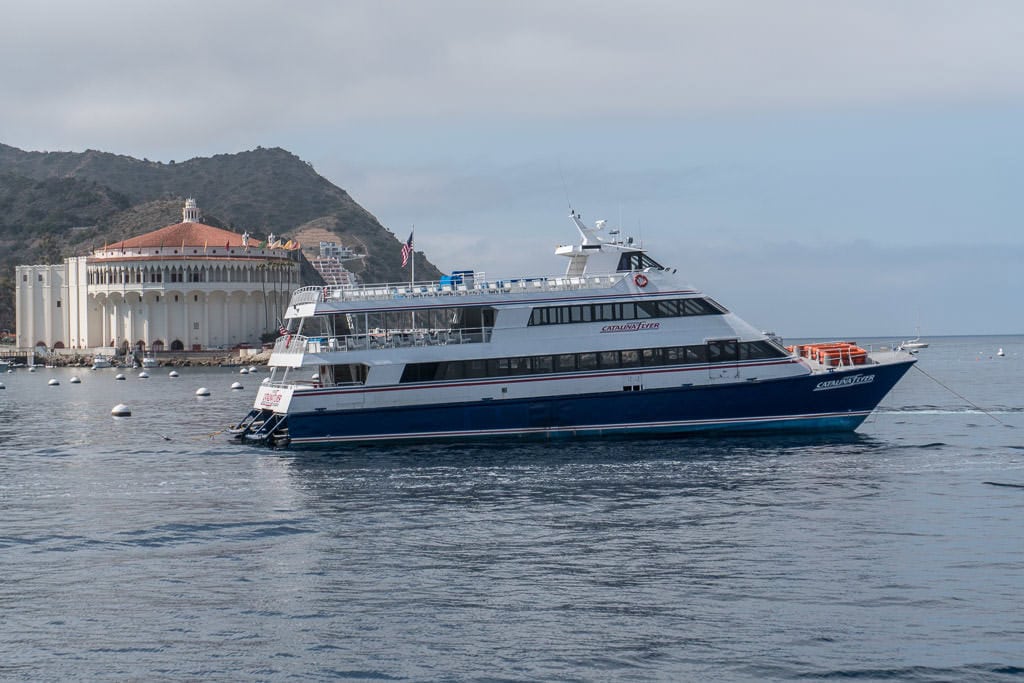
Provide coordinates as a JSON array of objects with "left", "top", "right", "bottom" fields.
[{"left": 2, "top": 0, "right": 1022, "bottom": 337}]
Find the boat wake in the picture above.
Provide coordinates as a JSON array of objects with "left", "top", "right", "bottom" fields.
[{"left": 880, "top": 405, "right": 1023, "bottom": 415}]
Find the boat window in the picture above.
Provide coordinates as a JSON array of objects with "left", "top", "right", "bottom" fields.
[
  {"left": 331, "top": 364, "right": 369, "bottom": 385},
  {"left": 740, "top": 340, "right": 788, "bottom": 360},
  {"left": 534, "top": 355, "right": 554, "bottom": 373},
  {"left": 528, "top": 297, "right": 725, "bottom": 327},
  {"left": 685, "top": 346, "right": 708, "bottom": 363},
  {"left": 488, "top": 358, "right": 510, "bottom": 376},
  {"left": 707, "top": 339, "right": 739, "bottom": 363},
  {"left": 616, "top": 251, "right": 664, "bottom": 272},
  {"left": 442, "top": 361, "right": 466, "bottom": 380},
  {"left": 398, "top": 338, "right": 789, "bottom": 383},
  {"left": 620, "top": 349, "right": 641, "bottom": 367},
  {"left": 640, "top": 348, "right": 663, "bottom": 366},
  {"left": 508, "top": 357, "right": 532, "bottom": 375},
  {"left": 400, "top": 362, "right": 441, "bottom": 383},
  {"left": 635, "top": 302, "right": 657, "bottom": 319},
  {"left": 682, "top": 299, "right": 714, "bottom": 315},
  {"left": 556, "top": 354, "right": 576, "bottom": 371},
  {"left": 655, "top": 300, "right": 680, "bottom": 317}
]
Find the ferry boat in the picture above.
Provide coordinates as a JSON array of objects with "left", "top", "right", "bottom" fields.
[{"left": 231, "top": 212, "right": 916, "bottom": 447}]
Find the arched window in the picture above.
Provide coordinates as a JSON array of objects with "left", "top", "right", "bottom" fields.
[
  {"left": 170, "top": 339, "right": 184, "bottom": 351},
  {"left": 152, "top": 340, "right": 165, "bottom": 352}
]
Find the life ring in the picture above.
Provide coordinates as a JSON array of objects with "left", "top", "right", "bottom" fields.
[{"left": 634, "top": 273, "right": 649, "bottom": 288}]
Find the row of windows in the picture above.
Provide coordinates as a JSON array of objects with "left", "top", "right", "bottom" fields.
[
  {"left": 528, "top": 297, "right": 726, "bottom": 326},
  {"left": 399, "top": 339, "right": 788, "bottom": 383},
  {"left": 87, "top": 266, "right": 295, "bottom": 285}
]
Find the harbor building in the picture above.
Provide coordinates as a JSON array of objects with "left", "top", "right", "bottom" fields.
[{"left": 15, "top": 198, "right": 301, "bottom": 353}]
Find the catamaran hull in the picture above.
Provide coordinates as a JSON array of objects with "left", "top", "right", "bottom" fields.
[{"left": 271, "top": 359, "right": 914, "bottom": 447}]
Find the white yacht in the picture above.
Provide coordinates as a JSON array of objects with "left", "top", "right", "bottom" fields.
[{"left": 231, "top": 213, "right": 916, "bottom": 447}]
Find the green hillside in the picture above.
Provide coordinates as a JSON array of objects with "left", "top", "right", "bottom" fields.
[{"left": 0, "top": 144, "right": 441, "bottom": 332}]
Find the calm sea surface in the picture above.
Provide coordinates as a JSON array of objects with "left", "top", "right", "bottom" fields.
[{"left": 1, "top": 335, "right": 1022, "bottom": 682}]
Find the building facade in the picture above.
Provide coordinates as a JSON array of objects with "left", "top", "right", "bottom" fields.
[{"left": 15, "top": 199, "right": 301, "bottom": 352}]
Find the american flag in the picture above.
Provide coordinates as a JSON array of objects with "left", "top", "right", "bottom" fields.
[
  {"left": 401, "top": 231, "right": 414, "bottom": 267},
  {"left": 278, "top": 322, "right": 289, "bottom": 336}
]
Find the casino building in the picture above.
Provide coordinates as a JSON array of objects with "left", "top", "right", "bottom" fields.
[{"left": 15, "top": 198, "right": 302, "bottom": 353}]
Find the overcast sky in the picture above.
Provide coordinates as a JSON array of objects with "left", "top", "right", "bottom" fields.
[{"left": 3, "top": 1, "right": 1022, "bottom": 337}]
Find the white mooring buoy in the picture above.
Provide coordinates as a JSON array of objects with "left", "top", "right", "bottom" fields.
[
  {"left": 248, "top": 366, "right": 257, "bottom": 373},
  {"left": 115, "top": 373, "right": 126, "bottom": 380},
  {"left": 0, "top": 382, "right": 5, "bottom": 389},
  {"left": 28, "top": 366, "right": 36, "bottom": 373},
  {"left": 195, "top": 387, "right": 211, "bottom": 397},
  {"left": 111, "top": 403, "right": 131, "bottom": 417},
  {"left": 138, "top": 371, "right": 149, "bottom": 378},
  {"left": 231, "top": 381, "right": 244, "bottom": 390},
  {"left": 261, "top": 377, "right": 270, "bottom": 384},
  {"left": 239, "top": 368, "right": 249, "bottom": 375},
  {"left": 70, "top": 376, "right": 81, "bottom": 384},
  {"left": 168, "top": 370, "right": 179, "bottom": 378},
  {"left": 48, "top": 378, "right": 60, "bottom": 386}
]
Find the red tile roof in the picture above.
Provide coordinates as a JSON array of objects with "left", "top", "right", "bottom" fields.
[{"left": 117, "top": 222, "right": 245, "bottom": 249}]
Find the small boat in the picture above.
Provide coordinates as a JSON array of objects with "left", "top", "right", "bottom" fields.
[
  {"left": 997, "top": 348, "right": 1005, "bottom": 357},
  {"left": 141, "top": 357, "right": 159, "bottom": 368},
  {"left": 899, "top": 338, "right": 928, "bottom": 351},
  {"left": 91, "top": 354, "right": 114, "bottom": 369},
  {"left": 0, "top": 360, "right": 10, "bottom": 373}
]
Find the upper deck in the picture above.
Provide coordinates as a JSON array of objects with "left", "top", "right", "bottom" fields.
[{"left": 291, "top": 272, "right": 635, "bottom": 308}]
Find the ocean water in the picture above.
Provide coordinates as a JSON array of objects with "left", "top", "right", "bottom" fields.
[{"left": 1, "top": 336, "right": 1022, "bottom": 682}]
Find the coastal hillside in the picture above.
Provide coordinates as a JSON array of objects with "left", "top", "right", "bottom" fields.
[{"left": 0, "top": 143, "right": 442, "bottom": 332}]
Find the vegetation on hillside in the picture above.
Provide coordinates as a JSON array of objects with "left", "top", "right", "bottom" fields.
[{"left": 0, "top": 144, "right": 442, "bottom": 332}]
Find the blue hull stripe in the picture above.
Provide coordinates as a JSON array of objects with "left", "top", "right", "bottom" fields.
[
  {"left": 281, "top": 360, "right": 914, "bottom": 446},
  {"left": 290, "top": 411, "right": 870, "bottom": 445}
]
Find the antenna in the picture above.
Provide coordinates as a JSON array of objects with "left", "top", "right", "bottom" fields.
[{"left": 557, "top": 161, "right": 572, "bottom": 213}]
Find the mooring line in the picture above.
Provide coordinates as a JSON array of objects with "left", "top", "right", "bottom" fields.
[{"left": 912, "top": 364, "right": 1009, "bottom": 427}]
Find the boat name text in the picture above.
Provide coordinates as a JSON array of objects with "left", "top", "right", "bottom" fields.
[
  {"left": 600, "top": 322, "right": 661, "bottom": 333},
  {"left": 813, "top": 374, "right": 875, "bottom": 392},
  {"left": 260, "top": 389, "right": 284, "bottom": 408}
]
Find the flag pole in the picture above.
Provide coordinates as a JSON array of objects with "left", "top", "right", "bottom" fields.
[{"left": 410, "top": 226, "right": 415, "bottom": 334}]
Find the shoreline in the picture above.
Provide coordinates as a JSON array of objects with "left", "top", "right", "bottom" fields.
[{"left": 5, "top": 351, "right": 270, "bottom": 368}]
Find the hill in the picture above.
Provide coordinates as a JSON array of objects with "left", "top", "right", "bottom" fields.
[{"left": 0, "top": 144, "right": 441, "bottom": 332}]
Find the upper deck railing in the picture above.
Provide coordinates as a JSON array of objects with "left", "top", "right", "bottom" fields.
[
  {"left": 272, "top": 327, "right": 494, "bottom": 358},
  {"left": 291, "top": 272, "right": 630, "bottom": 306}
]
